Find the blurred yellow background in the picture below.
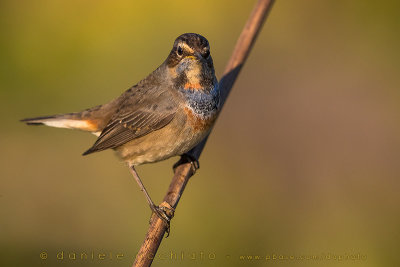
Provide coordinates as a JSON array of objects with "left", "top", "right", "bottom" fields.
[{"left": 1, "top": 0, "right": 399, "bottom": 266}]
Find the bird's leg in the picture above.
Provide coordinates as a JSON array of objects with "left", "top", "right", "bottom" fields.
[
  {"left": 173, "top": 153, "right": 200, "bottom": 174},
  {"left": 128, "top": 165, "right": 174, "bottom": 235}
]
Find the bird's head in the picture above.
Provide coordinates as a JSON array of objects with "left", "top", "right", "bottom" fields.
[{"left": 166, "top": 33, "right": 216, "bottom": 91}]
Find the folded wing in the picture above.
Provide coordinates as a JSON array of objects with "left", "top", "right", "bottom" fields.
[{"left": 83, "top": 90, "right": 176, "bottom": 155}]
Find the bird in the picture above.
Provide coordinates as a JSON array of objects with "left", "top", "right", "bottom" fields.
[{"left": 21, "top": 33, "right": 220, "bottom": 232}]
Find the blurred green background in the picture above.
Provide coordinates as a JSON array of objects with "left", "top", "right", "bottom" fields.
[{"left": 1, "top": 0, "right": 399, "bottom": 266}]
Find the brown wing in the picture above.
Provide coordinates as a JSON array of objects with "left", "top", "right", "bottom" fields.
[{"left": 82, "top": 89, "right": 177, "bottom": 155}]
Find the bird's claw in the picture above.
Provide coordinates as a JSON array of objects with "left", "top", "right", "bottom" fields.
[
  {"left": 173, "top": 154, "right": 200, "bottom": 174},
  {"left": 150, "top": 202, "right": 175, "bottom": 237}
]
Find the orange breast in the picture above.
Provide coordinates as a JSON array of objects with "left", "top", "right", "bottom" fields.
[{"left": 184, "top": 107, "right": 217, "bottom": 132}]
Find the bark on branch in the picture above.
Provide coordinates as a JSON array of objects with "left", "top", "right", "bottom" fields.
[{"left": 133, "top": 0, "right": 274, "bottom": 266}]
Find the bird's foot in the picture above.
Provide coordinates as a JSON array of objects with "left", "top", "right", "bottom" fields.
[
  {"left": 173, "top": 154, "right": 200, "bottom": 174},
  {"left": 149, "top": 202, "right": 175, "bottom": 237}
]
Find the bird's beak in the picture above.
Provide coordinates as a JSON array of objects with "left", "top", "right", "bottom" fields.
[
  {"left": 185, "top": 52, "right": 202, "bottom": 61},
  {"left": 185, "top": 55, "right": 198, "bottom": 61}
]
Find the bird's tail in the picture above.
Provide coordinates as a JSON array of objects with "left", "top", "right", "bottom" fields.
[
  {"left": 21, "top": 98, "right": 122, "bottom": 138},
  {"left": 21, "top": 112, "right": 102, "bottom": 134}
]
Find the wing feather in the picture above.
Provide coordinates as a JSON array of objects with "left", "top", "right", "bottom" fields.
[{"left": 82, "top": 89, "right": 177, "bottom": 155}]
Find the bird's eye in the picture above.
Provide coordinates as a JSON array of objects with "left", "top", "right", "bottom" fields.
[
  {"left": 202, "top": 49, "right": 210, "bottom": 59},
  {"left": 177, "top": 46, "right": 183, "bottom": 56}
]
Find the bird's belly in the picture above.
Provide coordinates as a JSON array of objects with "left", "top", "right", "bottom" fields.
[{"left": 115, "top": 112, "right": 213, "bottom": 166}]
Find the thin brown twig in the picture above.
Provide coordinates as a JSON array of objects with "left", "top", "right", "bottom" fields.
[{"left": 133, "top": 0, "right": 275, "bottom": 266}]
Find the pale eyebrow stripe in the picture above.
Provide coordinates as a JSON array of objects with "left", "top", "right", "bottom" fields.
[{"left": 180, "top": 42, "right": 194, "bottom": 53}]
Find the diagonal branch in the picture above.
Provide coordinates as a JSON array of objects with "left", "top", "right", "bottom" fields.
[{"left": 133, "top": 0, "right": 275, "bottom": 266}]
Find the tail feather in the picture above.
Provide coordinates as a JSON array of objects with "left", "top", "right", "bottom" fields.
[
  {"left": 21, "top": 115, "right": 61, "bottom": 126},
  {"left": 21, "top": 114, "right": 100, "bottom": 132},
  {"left": 21, "top": 100, "right": 123, "bottom": 154}
]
